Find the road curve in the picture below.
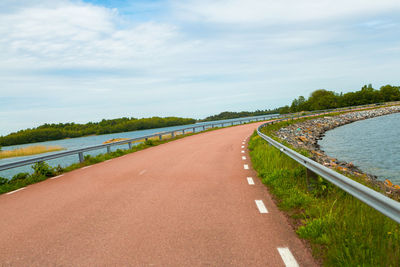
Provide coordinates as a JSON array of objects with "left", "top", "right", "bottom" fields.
[{"left": 0, "top": 122, "right": 317, "bottom": 266}]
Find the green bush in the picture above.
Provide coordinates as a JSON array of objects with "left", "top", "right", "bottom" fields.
[
  {"left": 144, "top": 139, "right": 154, "bottom": 146},
  {"left": 10, "top": 172, "right": 30, "bottom": 183},
  {"left": 32, "top": 162, "right": 55, "bottom": 177},
  {"left": 0, "top": 177, "right": 8, "bottom": 185},
  {"left": 54, "top": 165, "right": 64, "bottom": 174}
]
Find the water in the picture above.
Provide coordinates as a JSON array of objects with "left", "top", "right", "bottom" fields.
[
  {"left": 319, "top": 112, "right": 400, "bottom": 184},
  {"left": 0, "top": 114, "right": 275, "bottom": 179}
]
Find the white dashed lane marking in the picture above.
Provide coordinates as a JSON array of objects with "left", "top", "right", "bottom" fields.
[
  {"left": 51, "top": 175, "right": 64, "bottom": 180},
  {"left": 241, "top": 145, "right": 244, "bottom": 148},
  {"left": 242, "top": 156, "right": 246, "bottom": 160},
  {"left": 241, "top": 150, "right": 245, "bottom": 153},
  {"left": 247, "top": 177, "right": 254, "bottom": 185},
  {"left": 6, "top": 188, "right": 25, "bottom": 195},
  {"left": 277, "top": 247, "right": 299, "bottom": 267},
  {"left": 255, "top": 200, "right": 268, "bottom": 213},
  {"left": 244, "top": 164, "right": 249, "bottom": 170}
]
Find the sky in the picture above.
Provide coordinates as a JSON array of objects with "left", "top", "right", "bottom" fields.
[{"left": 1, "top": 0, "right": 400, "bottom": 135}]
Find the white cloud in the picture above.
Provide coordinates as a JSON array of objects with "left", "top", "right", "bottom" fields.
[
  {"left": 173, "top": 0, "right": 400, "bottom": 24},
  {"left": 0, "top": 2, "right": 179, "bottom": 71},
  {"left": 0, "top": 0, "right": 399, "bottom": 135}
]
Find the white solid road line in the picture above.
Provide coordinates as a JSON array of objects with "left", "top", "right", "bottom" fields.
[
  {"left": 82, "top": 166, "right": 92, "bottom": 170},
  {"left": 277, "top": 247, "right": 299, "bottom": 267},
  {"left": 244, "top": 164, "right": 249, "bottom": 169},
  {"left": 241, "top": 150, "right": 245, "bottom": 153},
  {"left": 51, "top": 175, "right": 64, "bottom": 180},
  {"left": 242, "top": 156, "right": 246, "bottom": 160},
  {"left": 6, "top": 188, "right": 25, "bottom": 195},
  {"left": 255, "top": 200, "right": 268, "bottom": 213},
  {"left": 247, "top": 177, "right": 254, "bottom": 185}
]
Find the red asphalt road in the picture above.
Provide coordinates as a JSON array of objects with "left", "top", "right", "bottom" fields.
[{"left": 0, "top": 123, "right": 317, "bottom": 266}]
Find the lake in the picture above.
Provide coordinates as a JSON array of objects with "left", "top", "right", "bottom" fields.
[{"left": 319, "top": 112, "right": 400, "bottom": 184}]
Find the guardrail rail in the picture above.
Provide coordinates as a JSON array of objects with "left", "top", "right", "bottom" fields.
[
  {"left": 256, "top": 111, "right": 400, "bottom": 224},
  {"left": 0, "top": 102, "right": 397, "bottom": 176},
  {"left": 0, "top": 115, "right": 279, "bottom": 172}
]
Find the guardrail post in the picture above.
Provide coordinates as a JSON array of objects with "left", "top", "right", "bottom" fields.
[
  {"left": 183, "top": 129, "right": 185, "bottom": 134},
  {"left": 203, "top": 126, "right": 206, "bottom": 130},
  {"left": 107, "top": 146, "right": 111, "bottom": 153},
  {"left": 159, "top": 134, "right": 162, "bottom": 140},
  {"left": 306, "top": 168, "right": 319, "bottom": 191},
  {"left": 145, "top": 137, "right": 148, "bottom": 141},
  {"left": 78, "top": 152, "right": 84, "bottom": 163},
  {"left": 193, "top": 127, "right": 195, "bottom": 133},
  {"left": 171, "top": 132, "right": 175, "bottom": 138},
  {"left": 128, "top": 142, "right": 132, "bottom": 149}
]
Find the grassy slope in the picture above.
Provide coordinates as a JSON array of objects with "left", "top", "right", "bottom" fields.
[{"left": 249, "top": 117, "right": 400, "bottom": 266}]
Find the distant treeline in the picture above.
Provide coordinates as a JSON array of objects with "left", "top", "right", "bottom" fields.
[
  {"left": 2, "top": 84, "right": 399, "bottom": 147},
  {"left": 0, "top": 117, "right": 196, "bottom": 146},
  {"left": 280, "top": 84, "right": 400, "bottom": 114},
  {"left": 202, "top": 109, "right": 279, "bottom": 122}
]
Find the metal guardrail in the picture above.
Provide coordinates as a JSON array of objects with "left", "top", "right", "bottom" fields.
[
  {"left": 0, "top": 102, "right": 394, "bottom": 173},
  {"left": 257, "top": 115, "right": 400, "bottom": 224},
  {"left": 0, "top": 115, "right": 280, "bottom": 172}
]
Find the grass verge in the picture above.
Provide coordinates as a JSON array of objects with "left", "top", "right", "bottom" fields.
[{"left": 249, "top": 128, "right": 400, "bottom": 266}]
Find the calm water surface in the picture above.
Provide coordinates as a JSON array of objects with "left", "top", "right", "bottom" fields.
[
  {"left": 319, "top": 112, "right": 400, "bottom": 184},
  {"left": 0, "top": 114, "right": 275, "bottom": 179}
]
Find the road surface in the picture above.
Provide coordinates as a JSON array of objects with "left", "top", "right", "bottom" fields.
[{"left": 0, "top": 122, "right": 317, "bottom": 266}]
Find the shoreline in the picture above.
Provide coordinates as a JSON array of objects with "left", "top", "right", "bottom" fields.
[{"left": 274, "top": 105, "right": 400, "bottom": 196}]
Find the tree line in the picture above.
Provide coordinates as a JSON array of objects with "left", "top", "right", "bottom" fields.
[
  {"left": 201, "top": 109, "right": 279, "bottom": 122},
  {"left": 0, "top": 117, "right": 196, "bottom": 146},
  {"left": 280, "top": 84, "right": 400, "bottom": 114},
  {"left": 2, "top": 84, "right": 399, "bottom": 146}
]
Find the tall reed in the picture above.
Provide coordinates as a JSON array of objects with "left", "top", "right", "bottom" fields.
[{"left": 0, "top": 145, "right": 64, "bottom": 159}]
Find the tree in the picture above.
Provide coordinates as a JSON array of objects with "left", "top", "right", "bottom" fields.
[
  {"left": 380, "top": 85, "right": 400, "bottom": 102},
  {"left": 307, "top": 89, "right": 338, "bottom": 110},
  {"left": 279, "top": 105, "right": 290, "bottom": 114}
]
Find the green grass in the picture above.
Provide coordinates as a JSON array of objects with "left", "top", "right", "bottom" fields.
[{"left": 249, "top": 131, "right": 400, "bottom": 266}]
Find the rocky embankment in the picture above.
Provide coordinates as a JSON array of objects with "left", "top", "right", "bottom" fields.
[{"left": 274, "top": 106, "right": 400, "bottom": 196}]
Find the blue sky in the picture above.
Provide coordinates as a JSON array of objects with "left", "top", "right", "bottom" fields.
[{"left": 0, "top": 0, "right": 400, "bottom": 135}]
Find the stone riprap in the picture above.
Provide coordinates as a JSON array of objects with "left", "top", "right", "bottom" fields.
[{"left": 273, "top": 105, "right": 400, "bottom": 195}]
